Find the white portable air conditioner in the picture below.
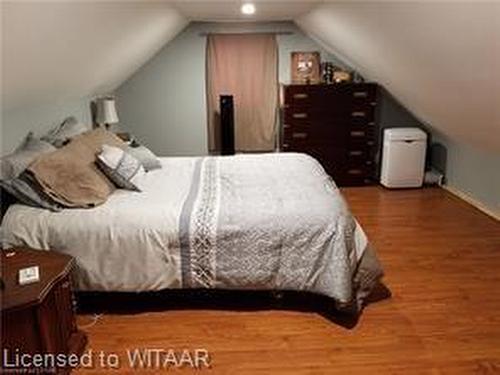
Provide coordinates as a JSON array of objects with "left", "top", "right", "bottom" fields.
[{"left": 380, "top": 128, "right": 427, "bottom": 188}]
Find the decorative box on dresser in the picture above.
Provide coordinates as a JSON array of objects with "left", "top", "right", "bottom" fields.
[
  {"left": 1, "top": 248, "right": 87, "bottom": 374},
  {"left": 281, "top": 83, "right": 380, "bottom": 186}
]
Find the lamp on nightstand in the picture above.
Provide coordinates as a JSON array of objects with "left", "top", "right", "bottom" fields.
[{"left": 95, "top": 96, "right": 119, "bottom": 130}]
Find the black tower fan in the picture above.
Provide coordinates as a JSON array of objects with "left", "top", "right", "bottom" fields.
[{"left": 219, "top": 95, "right": 235, "bottom": 155}]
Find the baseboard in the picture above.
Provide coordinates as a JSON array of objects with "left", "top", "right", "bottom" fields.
[{"left": 441, "top": 184, "right": 500, "bottom": 221}]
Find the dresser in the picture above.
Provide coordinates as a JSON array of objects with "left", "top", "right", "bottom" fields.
[{"left": 281, "top": 83, "right": 380, "bottom": 186}]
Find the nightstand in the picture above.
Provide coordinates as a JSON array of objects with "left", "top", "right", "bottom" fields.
[{"left": 1, "top": 248, "right": 87, "bottom": 374}]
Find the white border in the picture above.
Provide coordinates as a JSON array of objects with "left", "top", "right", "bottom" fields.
[{"left": 441, "top": 185, "right": 499, "bottom": 222}]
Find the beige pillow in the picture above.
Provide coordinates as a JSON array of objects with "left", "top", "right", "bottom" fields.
[{"left": 28, "top": 129, "right": 125, "bottom": 208}]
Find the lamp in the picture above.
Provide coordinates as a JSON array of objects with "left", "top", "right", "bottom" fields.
[{"left": 95, "top": 97, "right": 119, "bottom": 130}]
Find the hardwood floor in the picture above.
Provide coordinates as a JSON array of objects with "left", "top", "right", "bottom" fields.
[{"left": 75, "top": 187, "right": 500, "bottom": 374}]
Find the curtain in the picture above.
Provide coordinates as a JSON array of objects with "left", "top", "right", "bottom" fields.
[{"left": 206, "top": 33, "right": 278, "bottom": 153}]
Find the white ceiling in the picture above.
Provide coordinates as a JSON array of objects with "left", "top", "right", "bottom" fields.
[
  {"left": 1, "top": 1, "right": 187, "bottom": 112},
  {"left": 169, "top": 0, "right": 322, "bottom": 22},
  {"left": 2, "top": 1, "right": 499, "bottom": 152},
  {"left": 298, "top": 2, "right": 500, "bottom": 151}
]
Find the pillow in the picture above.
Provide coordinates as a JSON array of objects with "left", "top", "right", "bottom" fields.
[
  {"left": 127, "top": 142, "right": 161, "bottom": 172},
  {"left": 0, "top": 132, "right": 56, "bottom": 180},
  {"left": 41, "top": 116, "right": 89, "bottom": 147},
  {"left": 96, "top": 145, "right": 145, "bottom": 191},
  {"left": 0, "top": 172, "right": 62, "bottom": 211},
  {"left": 27, "top": 128, "right": 126, "bottom": 208}
]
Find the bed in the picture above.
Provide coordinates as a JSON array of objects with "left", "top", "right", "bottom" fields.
[{"left": 1, "top": 152, "right": 383, "bottom": 312}]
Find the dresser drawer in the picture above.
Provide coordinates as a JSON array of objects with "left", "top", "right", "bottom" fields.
[
  {"left": 284, "top": 85, "right": 331, "bottom": 108},
  {"left": 341, "top": 164, "right": 376, "bottom": 186},
  {"left": 346, "top": 119, "right": 377, "bottom": 130},
  {"left": 347, "top": 104, "right": 376, "bottom": 122},
  {"left": 284, "top": 109, "right": 375, "bottom": 128},
  {"left": 282, "top": 132, "right": 346, "bottom": 148},
  {"left": 346, "top": 124, "right": 377, "bottom": 139},
  {"left": 284, "top": 109, "right": 326, "bottom": 125},
  {"left": 283, "top": 123, "right": 346, "bottom": 142},
  {"left": 346, "top": 148, "right": 373, "bottom": 163},
  {"left": 346, "top": 157, "right": 376, "bottom": 171},
  {"left": 347, "top": 134, "right": 377, "bottom": 150},
  {"left": 348, "top": 84, "right": 377, "bottom": 104},
  {"left": 284, "top": 104, "right": 352, "bottom": 123}
]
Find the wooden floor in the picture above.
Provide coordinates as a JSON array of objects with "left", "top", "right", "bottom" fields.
[{"left": 75, "top": 187, "right": 500, "bottom": 374}]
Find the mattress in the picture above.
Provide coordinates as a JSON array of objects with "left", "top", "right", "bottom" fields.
[{"left": 2, "top": 153, "right": 383, "bottom": 312}]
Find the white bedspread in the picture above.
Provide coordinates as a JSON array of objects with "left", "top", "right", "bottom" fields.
[
  {"left": 2, "top": 153, "right": 382, "bottom": 311},
  {"left": 2, "top": 157, "right": 197, "bottom": 291}
]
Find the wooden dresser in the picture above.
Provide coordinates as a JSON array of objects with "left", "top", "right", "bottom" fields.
[
  {"left": 1, "top": 248, "right": 87, "bottom": 374},
  {"left": 281, "top": 83, "right": 380, "bottom": 186}
]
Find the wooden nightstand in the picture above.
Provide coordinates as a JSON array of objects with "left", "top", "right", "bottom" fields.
[{"left": 0, "top": 248, "right": 87, "bottom": 374}]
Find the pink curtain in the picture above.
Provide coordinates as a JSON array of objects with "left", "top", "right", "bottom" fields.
[{"left": 206, "top": 34, "right": 278, "bottom": 152}]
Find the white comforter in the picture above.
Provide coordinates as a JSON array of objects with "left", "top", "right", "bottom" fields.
[{"left": 2, "top": 153, "right": 382, "bottom": 311}]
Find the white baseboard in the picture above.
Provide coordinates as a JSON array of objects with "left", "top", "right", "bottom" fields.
[{"left": 441, "top": 184, "right": 500, "bottom": 221}]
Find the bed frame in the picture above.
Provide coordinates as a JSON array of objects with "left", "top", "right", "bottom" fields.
[{"left": 75, "top": 286, "right": 390, "bottom": 329}]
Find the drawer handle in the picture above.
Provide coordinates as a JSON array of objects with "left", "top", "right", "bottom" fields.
[
  {"left": 371, "top": 101, "right": 377, "bottom": 106},
  {"left": 283, "top": 143, "right": 289, "bottom": 149},
  {"left": 368, "top": 122, "right": 376, "bottom": 126},
  {"left": 352, "top": 111, "right": 366, "bottom": 117},
  {"left": 293, "top": 113, "right": 308, "bottom": 119},
  {"left": 366, "top": 160, "right": 373, "bottom": 165},
  {"left": 293, "top": 93, "right": 308, "bottom": 99},
  {"left": 350, "top": 131, "right": 366, "bottom": 137},
  {"left": 367, "top": 141, "right": 375, "bottom": 146},
  {"left": 348, "top": 169, "right": 363, "bottom": 175},
  {"left": 353, "top": 91, "right": 368, "bottom": 98},
  {"left": 283, "top": 124, "right": 291, "bottom": 129},
  {"left": 292, "top": 132, "right": 308, "bottom": 139},
  {"left": 349, "top": 150, "right": 363, "bottom": 156}
]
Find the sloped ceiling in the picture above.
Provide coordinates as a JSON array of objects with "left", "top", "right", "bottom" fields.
[
  {"left": 297, "top": 2, "right": 500, "bottom": 152},
  {"left": 3, "top": 1, "right": 499, "bottom": 153},
  {"left": 2, "top": 1, "right": 187, "bottom": 112}
]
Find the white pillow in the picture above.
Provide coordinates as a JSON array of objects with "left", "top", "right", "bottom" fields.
[{"left": 96, "top": 145, "right": 145, "bottom": 191}]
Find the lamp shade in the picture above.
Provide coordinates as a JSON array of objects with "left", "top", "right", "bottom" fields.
[{"left": 95, "top": 97, "right": 119, "bottom": 125}]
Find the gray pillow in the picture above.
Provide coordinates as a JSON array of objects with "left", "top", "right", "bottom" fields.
[
  {"left": 127, "top": 144, "right": 161, "bottom": 172},
  {"left": 96, "top": 145, "right": 145, "bottom": 191},
  {"left": 0, "top": 132, "right": 56, "bottom": 180},
  {"left": 0, "top": 171, "right": 62, "bottom": 211},
  {"left": 41, "top": 116, "right": 89, "bottom": 147}
]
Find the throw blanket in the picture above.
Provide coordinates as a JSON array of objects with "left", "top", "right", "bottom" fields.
[
  {"left": 178, "top": 155, "right": 383, "bottom": 312},
  {"left": 28, "top": 129, "right": 124, "bottom": 207}
]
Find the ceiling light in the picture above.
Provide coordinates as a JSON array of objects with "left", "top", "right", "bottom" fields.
[{"left": 241, "top": 3, "right": 256, "bottom": 15}]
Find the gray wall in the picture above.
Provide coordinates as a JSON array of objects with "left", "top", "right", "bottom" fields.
[
  {"left": 431, "top": 133, "right": 500, "bottom": 216},
  {"left": 5, "top": 21, "right": 492, "bottom": 217},
  {"left": 115, "top": 21, "right": 347, "bottom": 156},
  {"left": 378, "top": 89, "right": 499, "bottom": 217},
  {"left": 116, "top": 22, "right": 499, "bottom": 216},
  {"left": 1, "top": 97, "right": 91, "bottom": 153}
]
